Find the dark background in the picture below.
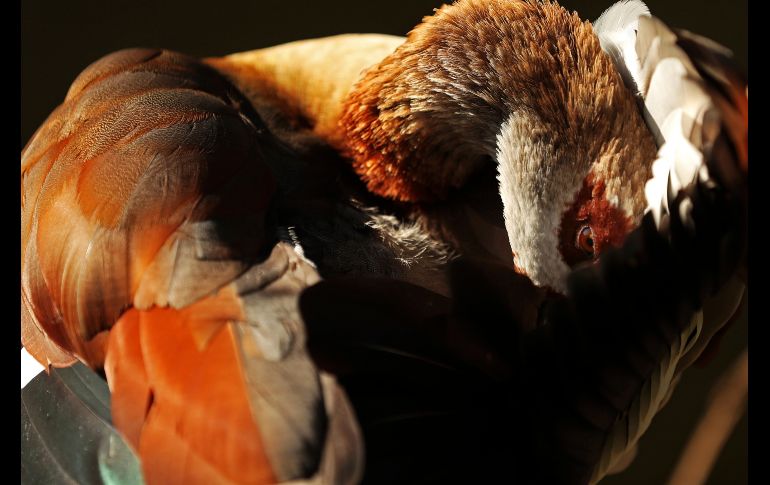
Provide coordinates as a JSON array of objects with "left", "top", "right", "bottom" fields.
[
  {"left": 20, "top": 1, "right": 748, "bottom": 483},
  {"left": 21, "top": 0, "right": 747, "bottom": 148}
]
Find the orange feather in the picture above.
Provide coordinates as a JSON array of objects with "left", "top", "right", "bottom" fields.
[{"left": 106, "top": 295, "right": 277, "bottom": 484}]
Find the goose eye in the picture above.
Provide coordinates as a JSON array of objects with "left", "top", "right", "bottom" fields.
[{"left": 576, "top": 225, "right": 595, "bottom": 255}]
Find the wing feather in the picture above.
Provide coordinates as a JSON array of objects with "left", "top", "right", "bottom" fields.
[
  {"left": 22, "top": 48, "right": 361, "bottom": 483},
  {"left": 586, "top": 13, "right": 747, "bottom": 481},
  {"left": 21, "top": 48, "right": 274, "bottom": 368}
]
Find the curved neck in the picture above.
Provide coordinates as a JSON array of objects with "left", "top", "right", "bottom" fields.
[
  {"left": 339, "top": 0, "right": 659, "bottom": 292},
  {"left": 340, "top": 0, "right": 617, "bottom": 202}
]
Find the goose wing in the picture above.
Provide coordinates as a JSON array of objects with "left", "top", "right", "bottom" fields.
[{"left": 21, "top": 48, "right": 361, "bottom": 484}]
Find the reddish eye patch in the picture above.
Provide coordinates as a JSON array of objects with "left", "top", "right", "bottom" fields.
[{"left": 558, "top": 174, "right": 633, "bottom": 267}]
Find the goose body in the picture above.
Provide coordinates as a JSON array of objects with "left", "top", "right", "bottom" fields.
[{"left": 21, "top": 1, "right": 747, "bottom": 483}]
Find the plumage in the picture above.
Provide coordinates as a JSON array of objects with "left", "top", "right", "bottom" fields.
[
  {"left": 593, "top": 0, "right": 650, "bottom": 94},
  {"left": 21, "top": 48, "right": 362, "bottom": 484},
  {"left": 20, "top": 1, "right": 747, "bottom": 484}
]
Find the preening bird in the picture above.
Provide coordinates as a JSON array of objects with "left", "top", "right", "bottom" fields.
[{"left": 21, "top": 0, "right": 747, "bottom": 484}]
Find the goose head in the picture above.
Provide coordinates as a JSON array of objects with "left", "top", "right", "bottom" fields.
[{"left": 341, "top": 0, "right": 658, "bottom": 293}]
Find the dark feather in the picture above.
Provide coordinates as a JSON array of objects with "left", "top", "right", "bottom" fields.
[{"left": 21, "top": 364, "right": 143, "bottom": 485}]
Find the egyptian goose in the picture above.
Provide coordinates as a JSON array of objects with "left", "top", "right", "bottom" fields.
[{"left": 21, "top": 0, "right": 746, "bottom": 483}]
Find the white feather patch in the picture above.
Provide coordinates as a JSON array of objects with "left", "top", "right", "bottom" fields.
[
  {"left": 594, "top": 0, "right": 651, "bottom": 94},
  {"left": 635, "top": 16, "right": 720, "bottom": 227}
]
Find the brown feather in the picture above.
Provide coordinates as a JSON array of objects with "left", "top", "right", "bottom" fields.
[
  {"left": 207, "top": 34, "right": 403, "bottom": 151},
  {"left": 21, "top": 48, "right": 274, "bottom": 368},
  {"left": 339, "top": 0, "right": 655, "bottom": 205},
  {"left": 104, "top": 244, "right": 336, "bottom": 484},
  {"left": 21, "top": 295, "right": 76, "bottom": 368},
  {"left": 20, "top": 48, "right": 338, "bottom": 483}
]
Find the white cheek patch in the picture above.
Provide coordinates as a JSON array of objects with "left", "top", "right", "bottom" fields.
[{"left": 495, "top": 114, "right": 590, "bottom": 294}]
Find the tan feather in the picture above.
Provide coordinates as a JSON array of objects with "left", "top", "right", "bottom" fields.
[{"left": 207, "top": 34, "right": 403, "bottom": 150}]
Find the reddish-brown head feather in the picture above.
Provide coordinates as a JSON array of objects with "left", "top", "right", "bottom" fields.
[
  {"left": 340, "top": 0, "right": 654, "bottom": 205},
  {"left": 558, "top": 173, "right": 634, "bottom": 267},
  {"left": 339, "top": 0, "right": 656, "bottom": 292}
]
